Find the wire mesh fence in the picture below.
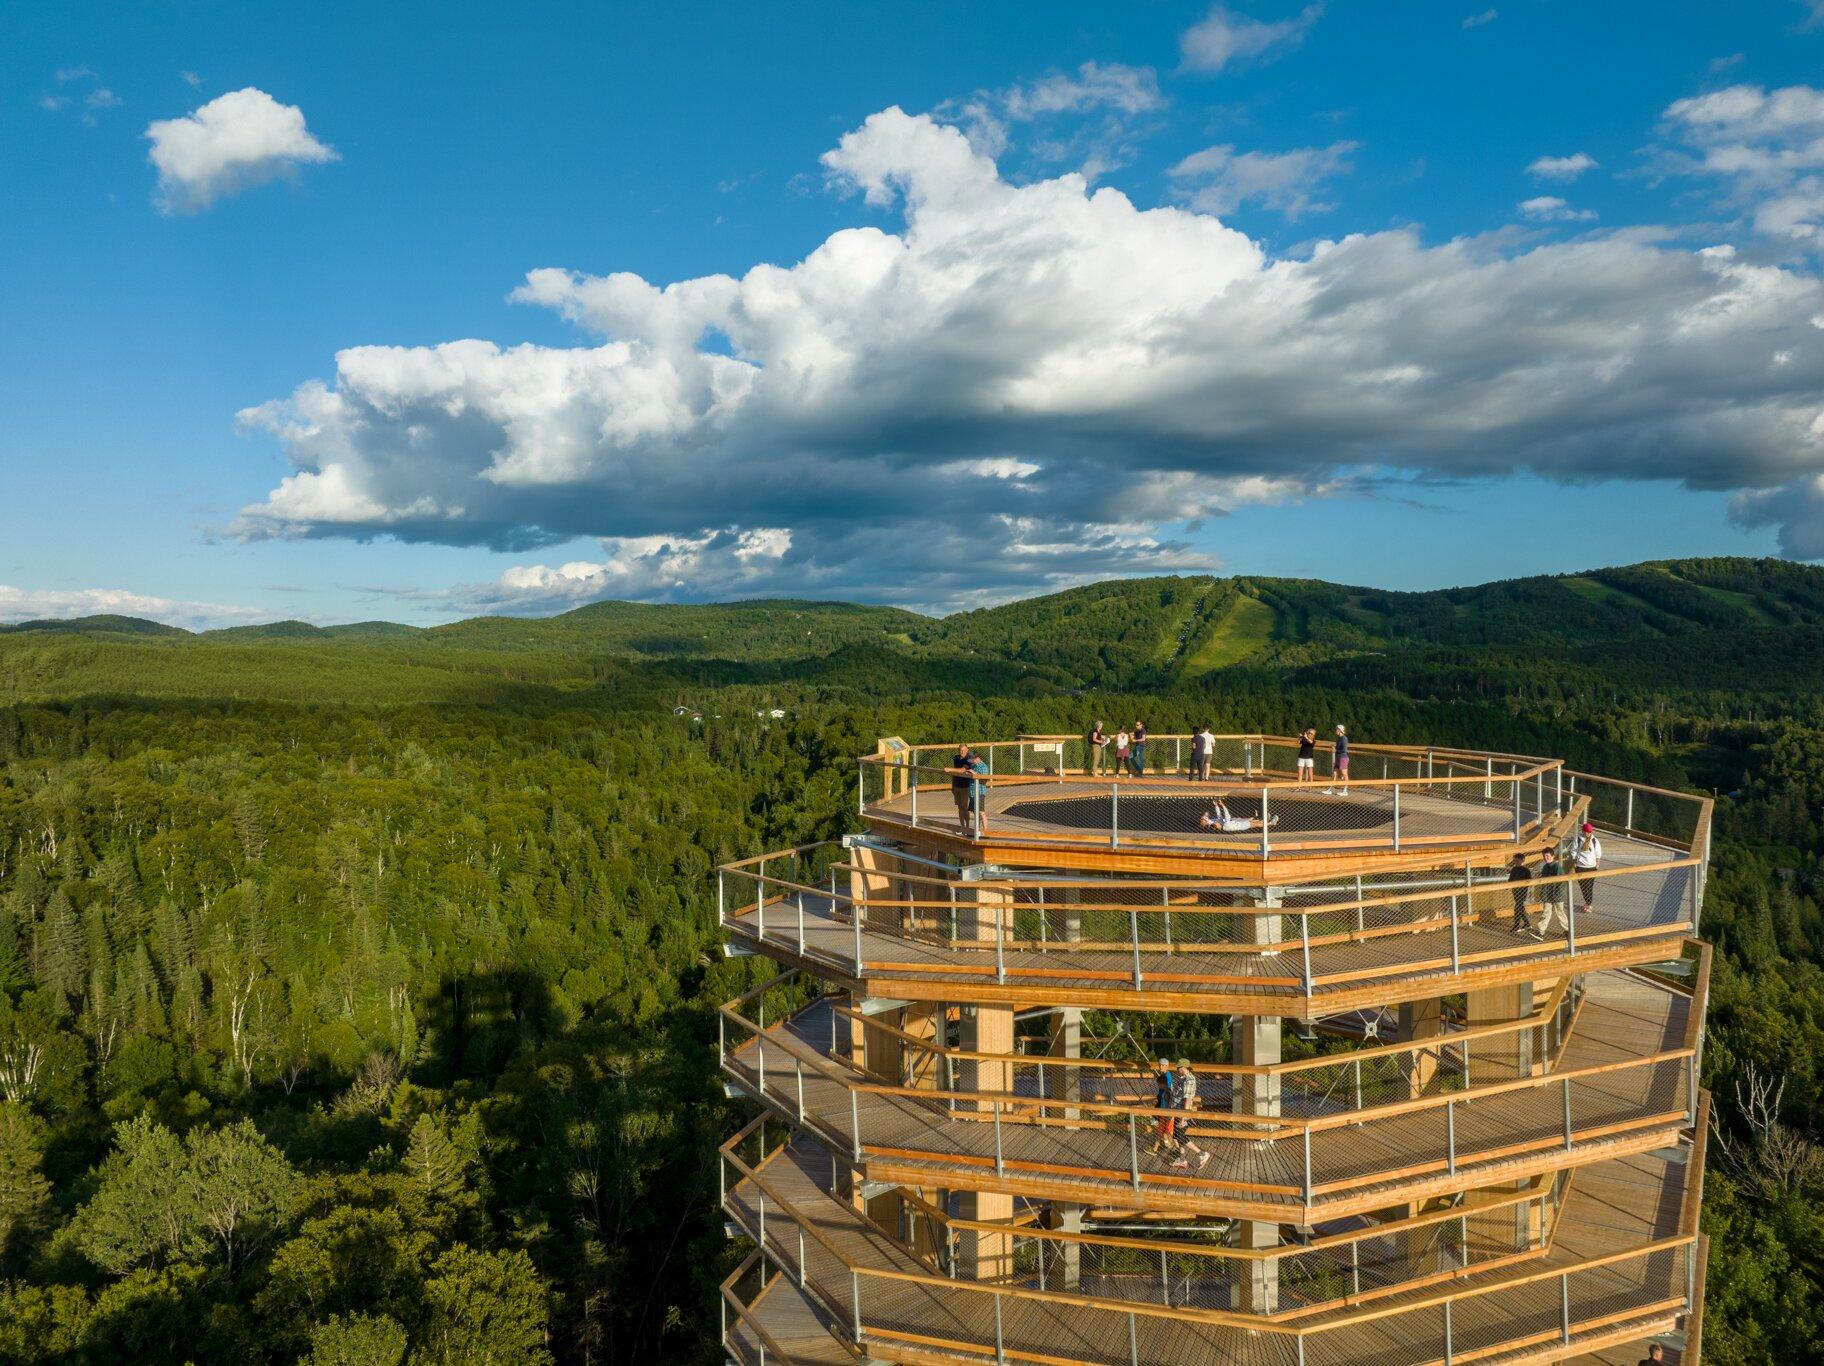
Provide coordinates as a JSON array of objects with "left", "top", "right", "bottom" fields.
[
  {"left": 853, "top": 739, "right": 1711, "bottom": 876},
  {"left": 720, "top": 1119, "right": 1697, "bottom": 1365},
  {"left": 721, "top": 848, "right": 1704, "bottom": 994},
  {"left": 717, "top": 951, "right": 1704, "bottom": 1208}
]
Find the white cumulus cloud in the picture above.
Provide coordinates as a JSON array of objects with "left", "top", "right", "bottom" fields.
[
  {"left": 1519, "top": 195, "right": 1598, "bottom": 222},
  {"left": 145, "top": 87, "right": 336, "bottom": 213},
  {"left": 1660, "top": 83, "right": 1824, "bottom": 242},
  {"left": 1169, "top": 141, "right": 1358, "bottom": 218},
  {"left": 939, "top": 62, "right": 1164, "bottom": 182},
  {"left": 0, "top": 584, "right": 266, "bottom": 631},
  {"left": 1181, "top": 4, "right": 1323, "bottom": 74},
  {"left": 235, "top": 107, "right": 1824, "bottom": 610},
  {"left": 1527, "top": 152, "right": 1597, "bottom": 180}
]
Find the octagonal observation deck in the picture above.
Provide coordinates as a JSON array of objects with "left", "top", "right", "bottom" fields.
[{"left": 856, "top": 735, "right": 1704, "bottom": 882}]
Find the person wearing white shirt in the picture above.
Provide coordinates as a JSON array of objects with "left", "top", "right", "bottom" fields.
[
  {"left": 1572, "top": 822, "right": 1603, "bottom": 910},
  {"left": 1200, "top": 796, "right": 1275, "bottom": 833},
  {"left": 1196, "top": 726, "right": 1216, "bottom": 780}
]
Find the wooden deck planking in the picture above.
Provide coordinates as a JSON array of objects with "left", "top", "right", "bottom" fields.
[
  {"left": 725, "top": 1138, "right": 1696, "bottom": 1366},
  {"left": 724, "top": 969, "right": 1695, "bottom": 1220}
]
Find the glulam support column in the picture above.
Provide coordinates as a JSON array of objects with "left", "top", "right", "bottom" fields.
[
  {"left": 957, "top": 880, "right": 1016, "bottom": 1282},
  {"left": 1463, "top": 982, "right": 1540, "bottom": 1258},
  {"left": 1231, "top": 888, "right": 1282, "bottom": 1314}
]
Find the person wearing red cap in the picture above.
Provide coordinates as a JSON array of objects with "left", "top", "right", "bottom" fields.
[{"left": 1572, "top": 821, "right": 1602, "bottom": 911}]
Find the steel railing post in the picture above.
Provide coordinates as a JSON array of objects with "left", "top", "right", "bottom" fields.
[
  {"left": 851, "top": 1270, "right": 862, "bottom": 1345},
  {"left": 1261, "top": 785, "right": 1271, "bottom": 857},
  {"left": 1392, "top": 784, "right": 1401, "bottom": 851},
  {"left": 993, "top": 1100, "right": 1005, "bottom": 1176},
  {"left": 1484, "top": 757, "right": 1492, "bottom": 801},
  {"left": 1560, "top": 1271, "right": 1571, "bottom": 1344},
  {"left": 1130, "top": 909, "right": 1144, "bottom": 988},
  {"left": 1123, "top": 904, "right": 1138, "bottom": 992},
  {"left": 1160, "top": 1249, "right": 1171, "bottom": 1306},
  {"left": 1443, "top": 1299, "right": 1454, "bottom": 1366},
  {"left": 795, "top": 1057, "right": 805, "bottom": 1122},
  {"left": 911, "top": 769, "right": 918, "bottom": 826},
  {"left": 1302, "top": 1127, "right": 1313, "bottom": 1203},
  {"left": 1566, "top": 889, "right": 1577, "bottom": 955},
  {"left": 1450, "top": 896, "right": 1460, "bottom": 973},
  {"left": 1129, "top": 1311, "right": 1140, "bottom": 1366},
  {"left": 1446, "top": 1098, "right": 1457, "bottom": 1174},
  {"left": 1301, "top": 913, "right": 1313, "bottom": 993},
  {"left": 718, "top": 869, "right": 726, "bottom": 927},
  {"left": 1562, "top": 1075, "right": 1574, "bottom": 1150},
  {"left": 857, "top": 764, "right": 864, "bottom": 815},
  {"left": 1128, "top": 1113, "right": 1141, "bottom": 1189},
  {"left": 1512, "top": 779, "right": 1522, "bottom": 839},
  {"left": 1110, "top": 782, "right": 1120, "bottom": 849},
  {"left": 995, "top": 907, "right": 1006, "bottom": 985},
  {"left": 851, "top": 1089, "right": 862, "bottom": 1161},
  {"left": 993, "top": 1293, "right": 1005, "bottom": 1364},
  {"left": 797, "top": 892, "right": 805, "bottom": 955},
  {"left": 1626, "top": 787, "right": 1635, "bottom": 833}
]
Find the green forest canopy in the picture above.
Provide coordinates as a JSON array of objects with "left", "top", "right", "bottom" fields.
[{"left": 0, "top": 555, "right": 1820, "bottom": 1362}]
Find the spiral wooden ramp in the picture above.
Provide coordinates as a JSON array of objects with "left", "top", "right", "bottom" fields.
[{"left": 717, "top": 736, "right": 1710, "bottom": 1366}]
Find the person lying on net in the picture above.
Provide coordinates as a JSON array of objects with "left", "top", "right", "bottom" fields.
[{"left": 1199, "top": 796, "right": 1278, "bottom": 833}]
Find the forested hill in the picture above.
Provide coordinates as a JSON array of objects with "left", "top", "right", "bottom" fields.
[
  {"left": 1, "top": 554, "right": 1822, "bottom": 1361},
  {"left": 2, "top": 556, "right": 1823, "bottom": 703}
]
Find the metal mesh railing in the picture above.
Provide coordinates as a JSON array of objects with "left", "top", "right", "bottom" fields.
[
  {"left": 721, "top": 849, "right": 1704, "bottom": 995},
  {"left": 854, "top": 739, "right": 1712, "bottom": 872},
  {"left": 716, "top": 947, "right": 1708, "bottom": 1208},
  {"left": 719, "top": 1117, "right": 1700, "bottom": 1364}
]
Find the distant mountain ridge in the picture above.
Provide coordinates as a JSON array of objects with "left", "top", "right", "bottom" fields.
[{"left": 2, "top": 557, "right": 1821, "bottom": 703}]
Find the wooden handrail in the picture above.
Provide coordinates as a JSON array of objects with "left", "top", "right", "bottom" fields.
[
  {"left": 719, "top": 1250, "right": 816, "bottom": 1366},
  {"left": 723, "top": 1134, "right": 1697, "bottom": 1342},
  {"left": 720, "top": 971, "right": 1703, "bottom": 1145},
  {"left": 729, "top": 849, "right": 1704, "bottom": 920},
  {"left": 824, "top": 975, "right": 1576, "bottom": 1078}
]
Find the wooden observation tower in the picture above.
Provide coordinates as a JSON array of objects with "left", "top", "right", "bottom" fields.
[{"left": 716, "top": 733, "right": 1710, "bottom": 1365}]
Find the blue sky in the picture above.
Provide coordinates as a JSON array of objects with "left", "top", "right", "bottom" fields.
[{"left": 6, "top": 1, "right": 1824, "bottom": 626}]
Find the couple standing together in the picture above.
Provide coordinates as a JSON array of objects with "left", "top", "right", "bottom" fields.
[{"left": 1086, "top": 722, "right": 1148, "bottom": 776}]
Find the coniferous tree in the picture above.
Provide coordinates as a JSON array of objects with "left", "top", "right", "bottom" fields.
[{"left": 0, "top": 1103, "right": 50, "bottom": 1272}]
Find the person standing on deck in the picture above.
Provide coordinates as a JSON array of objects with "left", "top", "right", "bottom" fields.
[
  {"left": 1149, "top": 1057, "right": 1179, "bottom": 1159},
  {"left": 968, "top": 752, "right": 989, "bottom": 824},
  {"left": 947, "top": 744, "right": 976, "bottom": 830},
  {"left": 1189, "top": 726, "right": 1209, "bottom": 781},
  {"left": 1535, "top": 845, "right": 1568, "bottom": 938},
  {"left": 1508, "top": 850, "right": 1534, "bottom": 933},
  {"left": 1132, "top": 721, "right": 1149, "bottom": 776},
  {"left": 1573, "top": 822, "right": 1603, "bottom": 910},
  {"left": 1114, "top": 728, "right": 1132, "bottom": 777},
  {"left": 1197, "top": 724, "right": 1217, "bottom": 780},
  {"left": 1297, "top": 728, "right": 1318, "bottom": 783},
  {"left": 1087, "top": 722, "right": 1109, "bottom": 776},
  {"left": 1324, "top": 724, "right": 1350, "bottom": 795},
  {"left": 1169, "top": 1060, "right": 1211, "bottom": 1171}
]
